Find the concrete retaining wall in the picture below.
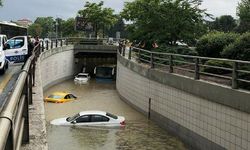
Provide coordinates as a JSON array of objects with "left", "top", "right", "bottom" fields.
[
  {"left": 117, "top": 54, "right": 250, "bottom": 150},
  {"left": 40, "top": 46, "right": 76, "bottom": 90}
]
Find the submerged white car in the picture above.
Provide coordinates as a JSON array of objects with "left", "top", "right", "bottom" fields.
[
  {"left": 50, "top": 111, "right": 125, "bottom": 127},
  {"left": 74, "top": 73, "right": 90, "bottom": 84}
]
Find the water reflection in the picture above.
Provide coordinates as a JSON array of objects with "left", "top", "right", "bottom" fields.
[{"left": 45, "top": 79, "right": 186, "bottom": 150}]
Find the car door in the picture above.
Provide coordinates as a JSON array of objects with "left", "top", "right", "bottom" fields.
[
  {"left": 88, "top": 115, "right": 110, "bottom": 126},
  {"left": 68, "top": 94, "right": 76, "bottom": 100},
  {"left": 64, "top": 94, "right": 71, "bottom": 102},
  {"left": 74, "top": 115, "right": 91, "bottom": 126},
  {"left": 4, "top": 36, "right": 28, "bottom": 63}
]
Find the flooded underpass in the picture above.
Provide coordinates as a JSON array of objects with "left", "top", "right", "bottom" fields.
[{"left": 44, "top": 79, "right": 187, "bottom": 150}]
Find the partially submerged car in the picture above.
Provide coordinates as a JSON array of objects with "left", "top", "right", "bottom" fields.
[
  {"left": 50, "top": 110, "right": 125, "bottom": 127},
  {"left": 44, "top": 92, "right": 77, "bottom": 103},
  {"left": 74, "top": 73, "right": 90, "bottom": 84}
]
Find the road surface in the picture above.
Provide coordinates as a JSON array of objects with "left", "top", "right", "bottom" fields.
[{"left": 0, "top": 64, "right": 22, "bottom": 111}]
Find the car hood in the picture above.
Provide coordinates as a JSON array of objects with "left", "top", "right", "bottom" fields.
[{"left": 50, "top": 117, "right": 68, "bottom": 125}]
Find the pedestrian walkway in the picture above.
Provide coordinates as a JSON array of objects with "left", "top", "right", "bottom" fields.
[{"left": 22, "top": 59, "right": 48, "bottom": 150}]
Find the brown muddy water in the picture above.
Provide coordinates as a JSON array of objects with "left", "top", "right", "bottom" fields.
[{"left": 44, "top": 79, "right": 187, "bottom": 150}]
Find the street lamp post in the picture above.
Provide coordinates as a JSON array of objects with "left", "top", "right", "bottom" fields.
[{"left": 55, "top": 20, "right": 58, "bottom": 39}]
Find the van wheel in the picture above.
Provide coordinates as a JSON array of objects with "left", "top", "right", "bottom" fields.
[
  {"left": 5, "top": 61, "right": 8, "bottom": 69},
  {"left": 0, "top": 68, "right": 5, "bottom": 75}
]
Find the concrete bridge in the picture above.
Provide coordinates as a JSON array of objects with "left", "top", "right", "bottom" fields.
[{"left": 1, "top": 41, "right": 250, "bottom": 150}]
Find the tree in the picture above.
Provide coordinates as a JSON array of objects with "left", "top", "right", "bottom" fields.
[
  {"left": 28, "top": 23, "right": 43, "bottom": 37},
  {"left": 106, "top": 15, "right": 126, "bottom": 38},
  {"left": 236, "top": 0, "right": 250, "bottom": 32},
  {"left": 121, "top": 0, "right": 208, "bottom": 48},
  {"left": 78, "top": 1, "right": 117, "bottom": 38},
  {"left": 196, "top": 32, "right": 238, "bottom": 58},
  {"left": 34, "top": 17, "right": 54, "bottom": 38},
  {"left": 209, "top": 15, "right": 237, "bottom": 32},
  {"left": 61, "top": 18, "right": 80, "bottom": 37},
  {"left": 0, "top": 0, "right": 2, "bottom": 6},
  {"left": 222, "top": 32, "right": 250, "bottom": 60}
]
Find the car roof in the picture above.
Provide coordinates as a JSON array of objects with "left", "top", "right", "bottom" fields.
[
  {"left": 77, "top": 73, "right": 89, "bottom": 76},
  {"left": 50, "top": 92, "right": 69, "bottom": 96},
  {"left": 79, "top": 110, "right": 106, "bottom": 116}
]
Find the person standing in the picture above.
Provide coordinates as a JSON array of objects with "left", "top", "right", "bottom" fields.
[
  {"left": 27, "top": 36, "right": 34, "bottom": 60},
  {"left": 34, "top": 36, "right": 40, "bottom": 46}
]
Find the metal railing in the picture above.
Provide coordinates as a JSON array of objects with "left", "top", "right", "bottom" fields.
[
  {"left": 0, "top": 44, "right": 41, "bottom": 150},
  {"left": 119, "top": 45, "right": 250, "bottom": 90}
]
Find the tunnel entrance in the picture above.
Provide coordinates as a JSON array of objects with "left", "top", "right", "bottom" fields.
[{"left": 74, "top": 52, "right": 117, "bottom": 78}]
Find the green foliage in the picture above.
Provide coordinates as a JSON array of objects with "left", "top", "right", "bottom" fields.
[
  {"left": 61, "top": 18, "right": 80, "bottom": 37},
  {"left": 221, "top": 32, "right": 250, "bottom": 61},
  {"left": 0, "top": 0, "right": 2, "bottom": 6},
  {"left": 203, "top": 60, "right": 232, "bottom": 74},
  {"left": 78, "top": 1, "right": 117, "bottom": 37},
  {"left": 28, "top": 23, "right": 43, "bottom": 37},
  {"left": 106, "top": 16, "right": 126, "bottom": 38},
  {"left": 209, "top": 15, "right": 237, "bottom": 32},
  {"left": 121, "top": 0, "right": 208, "bottom": 45},
  {"left": 34, "top": 17, "right": 54, "bottom": 38},
  {"left": 156, "top": 44, "right": 198, "bottom": 56},
  {"left": 196, "top": 32, "right": 239, "bottom": 58},
  {"left": 236, "top": 0, "right": 250, "bottom": 32}
]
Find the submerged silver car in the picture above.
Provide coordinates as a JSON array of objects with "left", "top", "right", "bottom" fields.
[{"left": 50, "top": 110, "right": 126, "bottom": 127}]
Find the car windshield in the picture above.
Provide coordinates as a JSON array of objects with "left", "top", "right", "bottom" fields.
[
  {"left": 48, "top": 95, "right": 63, "bottom": 99},
  {"left": 66, "top": 113, "right": 80, "bottom": 122},
  {"left": 106, "top": 112, "right": 118, "bottom": 119}
]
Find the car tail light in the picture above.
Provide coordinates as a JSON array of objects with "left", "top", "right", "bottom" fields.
[{"left": 120, "top": 121, "right": 125, "bottom": 126}]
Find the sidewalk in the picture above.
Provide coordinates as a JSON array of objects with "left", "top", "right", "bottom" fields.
[{"left": 22, "top": 59, "right": 48, "bottom": 150}]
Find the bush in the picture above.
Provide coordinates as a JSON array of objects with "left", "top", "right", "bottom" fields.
[
  {"left": 196, "top": 32, "right": 239, "bottom": 58},
  {"left": 221, "top": 32, "right": 250, "bottom": 61},
  {"left": 203, "top": 60, "right": 232, "bottom": 74},
  {"left": 156, "top": 44, "right": 198, "bottom": 56}
]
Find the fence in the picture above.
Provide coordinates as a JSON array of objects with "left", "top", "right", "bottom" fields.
[
  {"left": 119, "top": 45, "right": 250, "bottom": 90},
  {"left": 0, "top": 44, "right": 41, "bottom": 150},
  {"left": 40, "top": 37, "right": 120, "bottom": 51}
]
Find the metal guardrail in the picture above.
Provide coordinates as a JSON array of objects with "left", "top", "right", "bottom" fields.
[
  {"left": 40, "top": 37, "right": 121, "bottom": 52},
  {"left": 0, "top": 44, "right": 40, "bottom": 150},
  {"left": 119, "top": 44, "right": 250, "bottom": 90}
]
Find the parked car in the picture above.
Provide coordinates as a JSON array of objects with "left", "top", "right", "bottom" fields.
[
  {"left": 74, "top": 73, "right": 90, "bottom": 84},
  {"left": 0, "top": 34, "right": 9, "bottom": 74},
  {"left": 44, "top": 92, "right": 77, "bottom": 103},
  {"left": 50, "top": 110, "right": 125, "bottom": 127}
]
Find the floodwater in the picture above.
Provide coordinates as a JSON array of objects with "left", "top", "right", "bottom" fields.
[{"left": 44, "top": 79, "right": 187, "bottom": 150}]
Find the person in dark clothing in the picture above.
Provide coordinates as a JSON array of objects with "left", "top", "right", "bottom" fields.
[
  {"left": 25, "top": 36, "right": 34, "bottom": 62},
  {"left": 34, "top": 36, "right": 40, "bottom": 46}
]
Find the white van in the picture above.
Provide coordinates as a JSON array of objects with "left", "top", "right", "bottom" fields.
[
  {"left": 0, "top": 34, "right": 9, "bottom": 74},
  {"left": 4, "top": 36, "right": 29, "bottom": 63}
]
